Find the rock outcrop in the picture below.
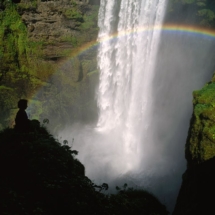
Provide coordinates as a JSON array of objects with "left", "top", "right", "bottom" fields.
[
  {"left": 18, "top": 0, "right": 97, "bottom": 60},
  {"left": 173, "top": 74, "right": 215, "bottom": 215},
  {"left": 0, "top": 124, "right": 169, "bottom": 215},
  {"left": 185, "top": 75, "right": 215, "bottom": 168},
  {"left": 0, "top": 0, "right": 99, "bottom": 129}
]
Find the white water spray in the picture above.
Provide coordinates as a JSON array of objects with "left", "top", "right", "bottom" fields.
[
  {"left": 36, "top": 0, "right": 215, "bottom": 211},
  {"left": 58, "top": 0, "right": 215, "bottom": 210},
  {"left": 96, "top": 0, "right": 167, "bottom": 171}
]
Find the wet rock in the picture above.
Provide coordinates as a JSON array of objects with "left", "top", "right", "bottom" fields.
[{"left": 173, "top": 74, "right": 215, "bottom": 215}]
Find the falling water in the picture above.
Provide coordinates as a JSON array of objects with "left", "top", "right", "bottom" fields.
[
  {"left": 58, "top": 0, "right": 215, "bottom": 211},
  {"left": 96, "top": 0, "right": 167, "bottom": 171}
]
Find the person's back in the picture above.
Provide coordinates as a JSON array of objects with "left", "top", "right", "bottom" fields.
[{"left": 15, "top": 99, "right": 30, "bottom": 132}]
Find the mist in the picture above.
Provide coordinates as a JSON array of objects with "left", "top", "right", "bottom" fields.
[
  {"left": 58, "top": 32, "right": 215, "bottom": 212},
  {"left": 51, "top": 1, "right": 215, "bottom": 213}
]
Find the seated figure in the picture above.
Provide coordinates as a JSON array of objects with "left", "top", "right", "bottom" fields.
[{"left": 15, "top": 99, "right": 30, "bottom": 132}]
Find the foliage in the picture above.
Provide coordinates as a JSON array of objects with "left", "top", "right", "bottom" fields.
[
  {"left": 60, "top": 36, "right": 78, "bottom": 46},
  {"left": 0, "top": 123, "right": 100, "bottom": 215},
  {"left": 185, "top": 76, "right": 215, "bottom": 167},
  {"left": 17, "top": 0, "right": 37, "bottom": 11},
  {"left": 23, "top": 51, "right": 99, "bottom": 132},
  {"left": 166, "top": 0, "right": 215, "bottom": 27},
  {"left": 0, "top": 0, "right": 99, "bottom": 130},
  {"left": 79, "top": 5, "right": 99, "bottom": 42},
  {"left": 63, "top": 8, "right": 83, "bottom": 22},
  {"left": 198, "top": 8, "right": 215, "bottom": 26},
  {"left": 0, "top": 124, "right": 169, "bottom": 215},
  {"left": 0, "top": 2, "right": 49, "bottom": 126},
  {"left": 0, "top": 3, "right": 28, "bottom": 80},
  {"left": 80, "top": 5, "right": 99, "bottom": 30},
  {"left": 110, "top": 186, "right": 169, "bottom": 215}
]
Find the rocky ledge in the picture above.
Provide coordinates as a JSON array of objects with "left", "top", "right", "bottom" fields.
[
  {"left": 17, "top": 0, "right": 99, "bottom": 60},
  {"left": 173, "top": 73, "right": 215, "bottom": 215}
]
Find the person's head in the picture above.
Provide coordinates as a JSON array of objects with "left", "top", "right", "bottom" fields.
[{"left": 18, "top": 99, "right": 28, "bottom": 110}]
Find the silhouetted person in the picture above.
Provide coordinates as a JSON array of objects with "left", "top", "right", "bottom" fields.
[{"left": 15, "top": 99, "right": 30, "bottom": 132}]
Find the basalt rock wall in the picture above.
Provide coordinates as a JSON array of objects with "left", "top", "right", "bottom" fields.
[{"left": 173, "top": 74, "right": 215, "bottom": 215}]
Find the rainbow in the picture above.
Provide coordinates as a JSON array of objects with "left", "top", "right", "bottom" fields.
[
  {"left": 162, "top": 24, "right": 215, "bottom": 38},
  {"left": 28, "top": 23, "right": 215, "bottom": 116},
  {"left": 64, "top": 24, "right": 215, "bottom": 61}
]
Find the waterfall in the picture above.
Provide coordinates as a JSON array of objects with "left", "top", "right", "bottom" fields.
[
  {"left": 58, "top": 1, "right": 215, "bottom": 210},
  {"left": 96, "top": 0, "right": 167, "bottom": 170},
  {"left": 59, "top": 0, "right": 215, "bottom": 210}
]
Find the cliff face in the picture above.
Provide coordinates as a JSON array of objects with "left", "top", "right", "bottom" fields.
[
  {"left": 173, "top": 74, "right": 215, "bottom": 215},
  {"left": 21, "top": 0, "right": 87, "bottom": 39},
  {"left": 0, "top": 0, "right": 99, "bottom": 130},
  {"left": 19, "top": 0, "right": 95, "bottom": 59},
  {"left": 185, "top": 74, "right": 215, "bottom": 168}
]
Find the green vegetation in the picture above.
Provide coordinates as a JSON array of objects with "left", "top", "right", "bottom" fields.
[
  {"left": 0, "top": 123, "right": 169, "bottom": 215},
  {"left": 185, "top": 77, "right": 215, "bottom": 167},
  {"left": 0, "top": 1, "right": 52, "bottom": 127},
  {"left": 198, "top": 8, "right": 215, "bottom": 26},
  {"left": 166, "top": 0, "right": 215, "bottom": 27},
  {"left": 17, "top": 0, "right": 37, "bottom": 11},
  {"left": 79, "top": 5, "right": 99, "bottom": 42},
  {"left": 25, "top": 54, "right": 99, "bottom": 132},
  {"left": 63, "top": 8, "right": 83, "bottom": 22},
  {"left": 0, "top": 0, "right": 99, "bottom": 130},
  {"left": 0, "top": 3, "right": 29, "bottom": 126},
  {"left": 80, "top": 5, "right": 99, "bottom": 30}
]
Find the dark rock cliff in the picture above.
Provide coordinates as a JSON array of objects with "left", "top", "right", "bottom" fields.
[{"left": 173, "top": 74, "right": 215, "bottom": 215}]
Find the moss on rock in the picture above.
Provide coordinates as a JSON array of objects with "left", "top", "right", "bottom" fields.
[
  {"left": 174, "top": 73, "right": 215, "bottom": 215},
  {"left": 0, "top": 0, "right": 99, "bottom": 129},
  {"left": 185, "top": 76, "right": 215, "bottom": 167}
]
